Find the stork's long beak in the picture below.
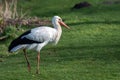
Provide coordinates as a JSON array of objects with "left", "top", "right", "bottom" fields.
[{"left": 59, "top": 21, "right": 70, "bottom": 29}]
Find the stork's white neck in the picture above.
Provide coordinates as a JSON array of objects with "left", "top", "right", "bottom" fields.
[{"left": 53, "top": 22, "right": 62, "bottom": 45}]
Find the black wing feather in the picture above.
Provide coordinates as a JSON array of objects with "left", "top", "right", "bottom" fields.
[{"left": 8, "top": 30, "right": 41, "bottom": 52}]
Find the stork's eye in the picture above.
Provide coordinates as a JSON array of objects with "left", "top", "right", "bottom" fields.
[{"left": 59, "top": 19, "right": 62, "bottom": 21}]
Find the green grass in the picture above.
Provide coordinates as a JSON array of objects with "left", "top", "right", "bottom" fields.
[{"left": 0, "top": 0, "right": 120, "bottom": 80}]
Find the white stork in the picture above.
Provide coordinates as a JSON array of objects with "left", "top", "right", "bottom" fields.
[{"left": 8, "top": 16, "right": 70, "bottom": 74}]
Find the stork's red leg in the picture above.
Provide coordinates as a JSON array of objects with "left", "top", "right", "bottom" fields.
[
  {"left": 23, "top": 49, "right": 31, "bottom": 72},
  {"left": 36, "top": 52, "right": 40, "bottom": 74}
]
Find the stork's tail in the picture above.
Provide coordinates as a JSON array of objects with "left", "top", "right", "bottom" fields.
[
  {"left": 8, "top": 45, "right": 23, "bottom": 53},
  {"left": 8, "top": 38, "right": 22, "bottom": 53}
]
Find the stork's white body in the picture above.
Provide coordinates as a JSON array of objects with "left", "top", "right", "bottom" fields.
[{"left": 10, "top": 26, "right": 62, "bottom": 52}]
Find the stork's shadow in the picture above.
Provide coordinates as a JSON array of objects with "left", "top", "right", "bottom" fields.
[{"left": 68, "top": 21, "right": 120, "bottom": 26}]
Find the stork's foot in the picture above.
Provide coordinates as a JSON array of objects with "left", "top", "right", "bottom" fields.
[{"left": 36, "top": 70, "right": 40, "bottom": 74}]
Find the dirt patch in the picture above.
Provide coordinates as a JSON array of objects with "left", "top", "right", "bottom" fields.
[{"left": 72, "top": 1, "right": 92, "bottom": 9}]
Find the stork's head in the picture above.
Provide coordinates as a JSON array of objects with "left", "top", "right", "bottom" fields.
[{"left": 52, "top": 16, "right": 70, "bottom": 29}]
